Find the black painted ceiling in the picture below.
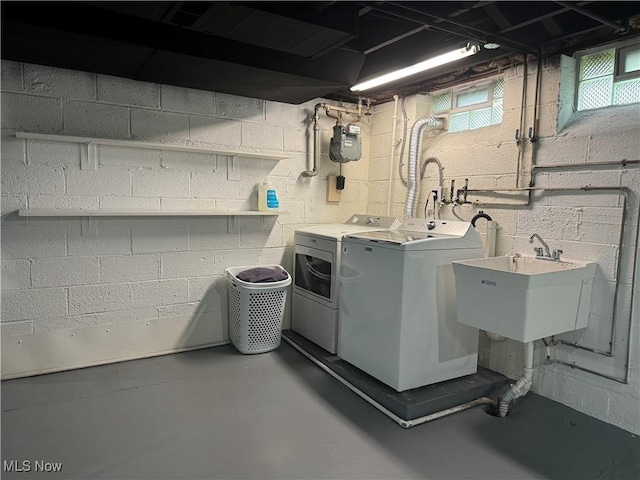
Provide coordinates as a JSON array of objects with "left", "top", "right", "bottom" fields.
[{"left": 2, "top": 1, "right": 640, "bottom": 105}]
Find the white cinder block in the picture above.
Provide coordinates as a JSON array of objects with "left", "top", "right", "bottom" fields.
[
  {"left": 161, "top": 85, "right": 216, "bottom": 115},
  {"left": 98, "top": 145, "right": 161, "bottom": 169},
  {"left": 63, "top": 100, "right": 129, "bottom": 138},
  {"left": 99, "top": 197, "right": 160, "bottom": 210},
  {"left": 516, "top": 206, "right": 580, "bottom": 241},
  {"left": 161, "top": 251, "right": 214, "bottom": 278},
  {"left": 1, "top": 224, "right": 66, "bottom": 259},
  {"left": 1, "top": 321, "right": 33, "bottom": 336},
  {"left": 97, "top": 75, "right": 159, "bottom": 108},
  {"left": 67, "top": 167, "right": 131, "bottom": 197},
  {"left": 189, "top": 116, "right": 241, "bottom": 146},
  {"left": 131, "top": 109, "right": 189, "bottom": 142},
  {"left": 69, "top": 284, "right": 131, "bottom": 315},
  {"left": 588, "top": 130, "right": 640, "bottom": 163},
  {"left": 217, "top": 93, "right": 263, "bottom": 121},
  {"left": 32, "top": 256, "right": 100, "bottom": 287},
  {"left": 283, "top": 128, "right": 307, "bottom": 153},
  {"left": 96, "top": 307, "right": 158, "bottom": 326},
  {"left": 132, "top": 221, "right": 189, "bottom": 253},
  {"left": 1, "top": 259, "right": 31, "bottom": 290},
  {"left": 33, "top": 314, "right": 99, "bottom": 333},
  {"left": 26, "top": 140, "right": 81, "bottom": 168},
  {"left": 161, "top": 151, "right": 216, "bottom": 172},
  {"left": 241, "top": 122, "right": 284, "bottom": 150},
  {"left": 67, "top": 224, "right": 131, "bottom": 256},
  {"left": 187, "top": 275, "right": 220, "bottom": 302},
  {"left": 214, "top": 249, "right": 262, "bottom": 274},
  {"left": 239, "top": 225, "right": 284, "bottom": 249},
  {"left": 266, "top": 101, "right": 310, "bottom": 127},
  {"left": 132, "top": 169, "right": 190, "bottom": 198},
  {"left": 215, "top": 198, "right": 252, "bottom": 211},
  {"left": 24, "top": 64, "right": 96, "bottom": 100},
  {"left": 191, "top": 171, "right": 241, "bottom": 199},
  {"left": 131, "top": 279, "right": 188, "bottom": 308},
  {"left": 160, "top": 198, "right": 216, "bottom": 211},
  {"left": 28, "top": 195, "right": 99, "bottom": 211},
  {"left": 190, "top": 221, "right": 240, "bottom": 251},
  {"left": 157, "top": 303, "right": 198, "bottom": 319},
  {"left": 100, "top": 254, "right": 160, "bottom": 283},
  {"left": 1, "top": 60, "right": 23, "bottom": 91},
  {"left": 1, "top": 93, "right": 62, "bottom": 132},
  {"left": 1, "top": 162, "right": 65, "bottom": 195},
  {"left": 2, "top": 288, "right": 68, "bottom": 321}
]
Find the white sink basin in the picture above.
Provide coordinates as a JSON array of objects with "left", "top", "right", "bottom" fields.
[{"left": 452, "top": 255, "right": 596, "bottom": 342}]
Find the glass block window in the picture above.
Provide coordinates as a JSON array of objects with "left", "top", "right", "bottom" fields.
[
  {"left": 436, "top": 78, "right": 503, "bottom": 133},
  {"left": 432, "top": 91, "right": 452, "bottom": 113},
  {"left": 576, "top": 42, "right": 640, "bottom": 111}
]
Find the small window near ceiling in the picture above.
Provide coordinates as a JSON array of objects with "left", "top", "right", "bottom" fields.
[
  {"left": 432, "top": 78, "right": 504, "bottom": 133},
  {"left": 576, "top": 42, "right": 640, "bottom": 111}
]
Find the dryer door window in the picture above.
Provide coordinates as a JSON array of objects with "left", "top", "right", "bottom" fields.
[{"left": 294, "top": 247, "right": 333, "bottom": 301}]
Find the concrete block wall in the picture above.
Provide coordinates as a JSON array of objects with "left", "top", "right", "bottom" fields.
[
  {"left": 1, "top": 61, "right": 370, "bottom": 377},
  {"left": 368, "top": 55, "right": 639, "bottom": 434}
]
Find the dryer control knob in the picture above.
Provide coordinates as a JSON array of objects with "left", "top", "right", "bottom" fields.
[
  {"left": 427, "top": 221, "right": 437, "bottom": 230},
  {"left": 366, "top": 217, "right": 375, "bottom": 224}
]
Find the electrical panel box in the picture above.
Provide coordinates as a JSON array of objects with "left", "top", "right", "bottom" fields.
[{"left": 329, "top": 124, "right": 361, "bottom": 163}]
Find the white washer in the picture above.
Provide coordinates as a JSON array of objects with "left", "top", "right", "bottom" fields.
[
  {"left": 292, "top": 214, "right": 400, "bottom": 353},
  {"left": 337, "top": 219, "right": 484, "bottom": 391}
]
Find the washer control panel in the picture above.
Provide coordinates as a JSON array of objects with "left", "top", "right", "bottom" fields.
[
  {"left": 346, "top": 214, "right": 400, "bottom": 230},
  {"left": 399, "top": 219, "right": 472, "bottom": 237}
]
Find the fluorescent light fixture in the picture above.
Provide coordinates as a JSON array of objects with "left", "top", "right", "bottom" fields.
[{"left": 350, "top": 43, "right": 481, "bottom": 92}]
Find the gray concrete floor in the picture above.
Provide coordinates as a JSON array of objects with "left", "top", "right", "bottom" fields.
[{"left": 2, "top": 341, "right": 639, "bottom": 479}]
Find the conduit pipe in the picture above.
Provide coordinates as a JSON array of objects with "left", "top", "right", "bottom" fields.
[
  {"left": 499, "top": 341, "right": 534, "bottom": 417},
  {"left": 405, "top": 116, "right": 445, "bottom": 218},
  {"left": 282, "top": 334, "right": 497, "bottom": 428},
  {"left": 302, "top": 104, "right": 323, "bottom": 177},
  {"left": 387, "top": 95, "right": 400, "bottom": 215}
]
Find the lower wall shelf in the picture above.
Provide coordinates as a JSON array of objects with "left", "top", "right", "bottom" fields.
[{"left": 17, "top": 209, "right": 282, "bottom": 217}]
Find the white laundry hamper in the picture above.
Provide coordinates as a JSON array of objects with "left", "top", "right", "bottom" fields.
[{"left": 226, "top": 265, "right": 291, "bottom": 354}]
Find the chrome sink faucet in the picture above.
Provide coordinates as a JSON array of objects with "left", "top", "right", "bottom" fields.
[{"left": 529, "top": 233, "right": 563, "bottom": 261}]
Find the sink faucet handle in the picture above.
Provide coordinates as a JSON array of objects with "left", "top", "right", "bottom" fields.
[
  {"left": 552, "top": 249, "right": 563, "bottom": 260},
  {"left": 533, "top": 247, "right": 544, "bottom": 257}
]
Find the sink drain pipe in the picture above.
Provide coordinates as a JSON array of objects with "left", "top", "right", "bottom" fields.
[
  {"left": 498, "top": 341, "right": 534, "bottom": 417},
  {"left": 282, "top": 335, "right": 496, "bottom": 428}
]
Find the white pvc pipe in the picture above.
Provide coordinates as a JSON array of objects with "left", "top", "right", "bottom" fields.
[
  {"left": 405, "top": 117, "right": 444, "bottom": 219},
  {"left": 282, "top": 334, "right": 496, "bottom": 428},
  {"left": 484, "top": 220, "right": 497, "bottom": 258},
  {"left": 498, "top": 341, "right": 534, "bottom": 417},
  {"left": 387, "top": 95, "right": 400, "bottom": 216}
]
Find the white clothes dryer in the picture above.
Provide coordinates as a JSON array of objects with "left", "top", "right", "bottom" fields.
[
  {"left": 292, "top": 214, "right": 400, "bottom": 353},
  {"left": 337, "top": 219, "right": 484, "bottom": 391}
]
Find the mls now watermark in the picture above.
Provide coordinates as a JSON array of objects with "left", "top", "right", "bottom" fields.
[{"left": 3, "top": 460, "right": 63, "bottom": 473}]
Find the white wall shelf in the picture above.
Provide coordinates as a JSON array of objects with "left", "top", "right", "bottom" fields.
[
  {"left": 18, "top": 209, "right": 282, "bottom": 217},
  {"left": 15, "top": 132, "right": 289, "bottom": 170},
  {"left": 17, "top": 209, "right": 283, "bottom": 236}
]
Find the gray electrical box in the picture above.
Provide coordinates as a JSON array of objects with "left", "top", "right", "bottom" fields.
[{"left": 329, "top": 124, "right": 362, "bottom": 163}]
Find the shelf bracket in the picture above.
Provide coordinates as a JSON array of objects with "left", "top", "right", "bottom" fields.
[
  {"left": 227, "top": 216, "right": 238, "bottom": 234},
  {"left": 80, "top": 143, "right": 99, "bottom": 170},
  {"left": 227, "top": 156, "right": 239, "bottom": 181},
  {"left": 81, "top": 216, "right": 98, "bottom": 236}
]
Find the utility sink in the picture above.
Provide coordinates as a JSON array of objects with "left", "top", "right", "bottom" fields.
[{"left": 452, "top": 255, "right": 596, "bottom": 343}]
